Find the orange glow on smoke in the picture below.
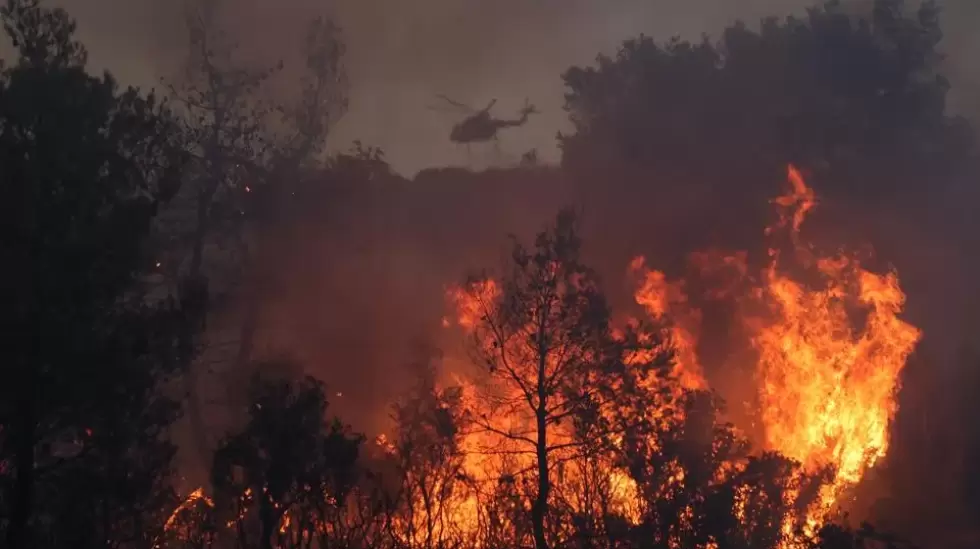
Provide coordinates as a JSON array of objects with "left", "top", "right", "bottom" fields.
[
  {"left": 752, "top": 167, "right": 921, "bottom": 530},
  {"left": 167, "top": 165, "right": 919, "bottom": 548},
  {"left": 626, "top": 165, "right": 920, "bottom": 536},
  {"left": 444, "top": 165, "right": 920, "bottom": 544}
]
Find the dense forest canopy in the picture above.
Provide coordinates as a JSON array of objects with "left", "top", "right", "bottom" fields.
[
  {"left": 2, "top": 1, "right": 979, "bottom": 549},
  {"left": 561, "top": 0, "right": 974, "bottom": 201},
  {"left": 0, "top": 0, "right": 189, "bottom": 546}
]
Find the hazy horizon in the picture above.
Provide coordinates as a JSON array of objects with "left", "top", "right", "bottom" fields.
[{"left": 42, "top": 0, "right": 980, "bottom": 176}]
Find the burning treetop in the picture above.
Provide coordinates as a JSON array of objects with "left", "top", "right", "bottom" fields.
[
  {"left": 444, "top": 165, "right": 920, "bottom": 547},
  {"left": 163, "top": 166, "right": 922, "bottom": 549}
]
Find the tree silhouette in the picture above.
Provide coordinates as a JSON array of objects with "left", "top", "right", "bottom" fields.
[
  {"left": 561, "top": 0, "right": 973, "bottom": 207},
  {"left": 454, "top": 210, "right": 671, "bottom": 549},
  {"left": 211, "top": 367, "right": 362, "bottom": 549},
  {"left": 0, "top": 0, "right": 186, "bottom": 546},
  {"left": 0, "top": 0, "right": 953, "bottom": 546},
  {"left": 167, "top": 0, "right": 348, "bottom": 286},
  {"left": 606, "top": 389, "right": 829, "bottom": 549},
  {"left": 815, "top": 521, "right": 922, "bottom": 549},
  {"left": 163, "top": 0, "right": 349, "bottom": 475}
]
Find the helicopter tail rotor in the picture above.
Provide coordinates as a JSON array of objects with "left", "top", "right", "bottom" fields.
[{"left": 520, "top": 98, "right": 539, "bottom": 116}]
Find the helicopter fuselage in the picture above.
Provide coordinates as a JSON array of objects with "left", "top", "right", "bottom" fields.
[
  {"left": 449, "top": 110, "right": 534, "bottom": 144},
  {"left": 450, "top": 113, "right": 499, "bottom": 143}
]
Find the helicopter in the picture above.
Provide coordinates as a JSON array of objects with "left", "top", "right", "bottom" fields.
[{"left": 429, "top": 94, "right": 539, "bottom": 157}]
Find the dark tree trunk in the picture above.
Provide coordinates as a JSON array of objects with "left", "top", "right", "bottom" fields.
[
  {"left": 532, "top": 351, "right": 551, "bottom": 549},
  {"left": 533, "top": 406, "right": 550, "bottom": 549},
  {"left": 259, "top": 500, "right": 276, "bottom": 549},
  {"left": 7, "top": 385, "right": 36, "bottom": 549}
]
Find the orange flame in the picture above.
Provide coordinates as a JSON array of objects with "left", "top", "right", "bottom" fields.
[
  {"left": 629, "top": 257, "right": 706, "bottom": 391},
  {"left": 627, "top": 165, "right": 920, "bottom": 535},
  {"left": 158, "top": 487, "right": 214, "bottom": 547},
  {"left": 752, "top": 167, "right": 921, "bottom": 529},
  {"left": 443, "top": 165, "right": 919, "bottom": 544},
  {"left": 165, "top": 166, "right": 920, "bottom": 549}
]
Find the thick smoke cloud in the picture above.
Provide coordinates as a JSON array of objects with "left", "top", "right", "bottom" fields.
[
  {"left": 47, "top": 5, "right": 980, "bottom": 528},
  {"left": 55, "top": 0, "right": 980, "bottom": 175},
  {"left": 49, "top": 0, "right": 980, "bottom": 424}
]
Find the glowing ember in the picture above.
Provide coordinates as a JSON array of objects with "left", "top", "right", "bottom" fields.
[{"left": 158, "top": 487, "right": 214, "bottom": 547}]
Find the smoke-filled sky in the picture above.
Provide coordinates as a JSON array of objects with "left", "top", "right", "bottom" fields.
[
  {"left": 51, "top": 0, "right": 980, "bottom": 175},
  {"left": 41, "top": 2, "right": 980, "bottom": 506}
]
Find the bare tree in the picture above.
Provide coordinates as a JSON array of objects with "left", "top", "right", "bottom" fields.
[
  {"left": 453, "top": 210, "right": 669, "bottom": 549},
  {"left": 161, "top": 0, "right": 348, "bottom": 473}
]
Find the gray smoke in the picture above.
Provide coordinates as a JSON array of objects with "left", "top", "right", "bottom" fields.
[{"left": 52, "top": 0, "right": 980, "bottom": 175}]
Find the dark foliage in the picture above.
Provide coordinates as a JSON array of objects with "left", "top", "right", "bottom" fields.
[
  {"left": 0, "top": 0, "right": 963, "bottom": 548},
  {"left": 0, "top": 0, "right": 189, "bottom": 547},
  {"left": 211, "top": 370, "right": 363, "bottom": 549},
  {"left": 561, "top": 0, "right": 974, "bottom": 207}
]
